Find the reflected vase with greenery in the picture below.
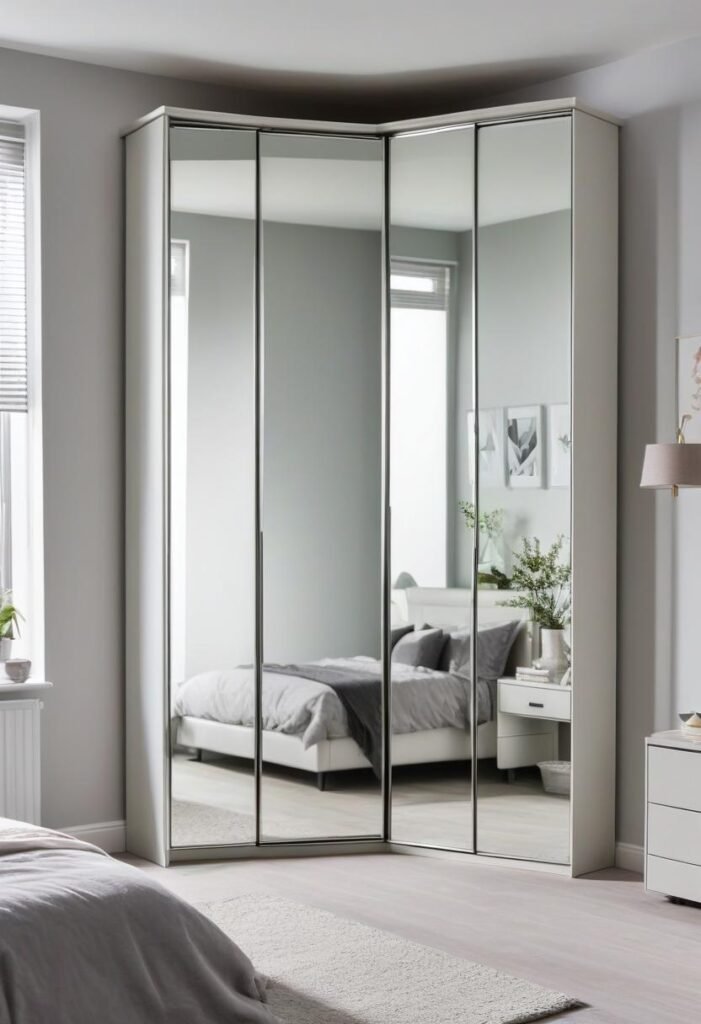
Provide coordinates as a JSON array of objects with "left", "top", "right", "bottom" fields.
[
  {"left": 499, "top": 536, "right": 571, "bottom": 679},
  {"left": 459, "top": 501, "right": 507, "bottom": 577}
]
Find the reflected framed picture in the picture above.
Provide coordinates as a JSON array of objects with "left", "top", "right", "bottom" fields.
[
  {"left": 468, "top": 408, "right": 505, "bottom": 486},
  {"left": 547, "top": 403, "right": 571, "bottom": 488},
  {"left": 506, "top": 405, "right": 543, "bottom": 488},
  {"left": 676, "top": 335, "right": 701, "bottom": 441}
]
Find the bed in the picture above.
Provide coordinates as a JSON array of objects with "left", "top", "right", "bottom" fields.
[
  {"left": 174, "top": 588, "right": 531, "bottom": 788},
  {"left": 0, "top": 817, "right": 279, "bottom": 1024}
]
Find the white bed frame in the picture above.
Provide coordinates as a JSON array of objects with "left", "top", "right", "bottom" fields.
[{"left": 176, "top": 588, "right": 531, "bottom": 788}]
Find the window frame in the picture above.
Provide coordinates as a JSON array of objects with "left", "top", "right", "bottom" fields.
[{"left": 0, "top": 104, "right": 44, "bottom": 676}]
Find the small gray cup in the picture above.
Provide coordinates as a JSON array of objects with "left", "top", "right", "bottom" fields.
[{"left": 5, "top": 659, "right": 31, "bottom": 683}]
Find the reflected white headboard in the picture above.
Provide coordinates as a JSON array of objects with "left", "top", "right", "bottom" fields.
[{"left": 392, "top": 586, "right": 533, "bottom": 672}]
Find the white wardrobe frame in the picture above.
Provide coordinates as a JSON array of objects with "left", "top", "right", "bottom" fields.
[{"left": 125, "top": 98, "right": 619, "bottom": 873}]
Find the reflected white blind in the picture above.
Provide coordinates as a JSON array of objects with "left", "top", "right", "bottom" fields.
[
  {"left": 0, "top": 128, "right": 27, "bottom": 413},
  {"left": 390, "top": 260, "right": 450, "bottom": 311}
]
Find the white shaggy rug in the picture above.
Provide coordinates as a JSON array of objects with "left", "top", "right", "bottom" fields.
[{"left": 198, "top": 894, "right": 582, "bottom": 1024}]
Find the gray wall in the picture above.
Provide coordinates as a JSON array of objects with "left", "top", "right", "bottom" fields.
[
  {"left": 172, "top": 213, "right": 383, "bottom": 669},
  {"left": 487, "top": 36, "right": 701, "bottom": 850},
  {"left": 0, "top": 45, "right": 340, "bottom": 833},
  {"left": 171, "top": 212, "right": 256, "bottom": 678},
  {"left": 263, "top": 222, "right": 383, "bottom": 662}
]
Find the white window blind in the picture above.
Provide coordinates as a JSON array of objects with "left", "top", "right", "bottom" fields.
[
  {"left": 390, "top": 260, "right": 450, "bottom": 311},
  {"left": 0, "top": 125, "right": 27, "bottom": 413}
]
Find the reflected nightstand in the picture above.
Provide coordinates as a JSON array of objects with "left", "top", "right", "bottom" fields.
[{"left": 497, "top": 677, "right": 571, "bottom": 779}]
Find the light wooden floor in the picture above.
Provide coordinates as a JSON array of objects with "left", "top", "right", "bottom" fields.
[
  {"left": 127, "top": 850, "right": 700, "bottom": 1024},
  {"left": 172, "top": 754, "right": 571, "bottom": 863}
]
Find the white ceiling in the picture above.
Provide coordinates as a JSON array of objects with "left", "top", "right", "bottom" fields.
[
  {"left": 172, "top": 119, "right": 571, "bottom": 230},
  {"left": 2, "top": 1, "right": 701, "bottom": 107}
]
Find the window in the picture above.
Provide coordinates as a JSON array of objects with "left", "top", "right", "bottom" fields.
[
  {"left": 390, "top": 260, "right": 451, "bottom": 588},
  {"left": 0, "top": 113, "right": 43, "bottom": 671}
]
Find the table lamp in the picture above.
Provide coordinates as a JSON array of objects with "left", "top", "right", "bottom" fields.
[{"left": 640, "top": 416, "right": 701, "bottom": 497}]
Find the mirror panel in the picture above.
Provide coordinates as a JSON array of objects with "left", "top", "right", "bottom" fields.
[
  {"left": 260, "top": 133, "right": 384, "bottom": 841},
  {"left": 168, "top": 127, "right": 257, "bottom": 848},
  {"left": 475, "top": 117, "right": 572, "bottom": 863},
  {"left": 163, "top": 115, "right": 574, "bottom": 857},
  {"left": 389, "top": 127, "right": 476, "bottom": 850}
]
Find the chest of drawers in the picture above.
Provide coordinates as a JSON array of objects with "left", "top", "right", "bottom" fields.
[{"left": 645, "top": 731, "right": 701, "bottom": 904}]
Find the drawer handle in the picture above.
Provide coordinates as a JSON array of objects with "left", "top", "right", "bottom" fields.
[{"left": 528, "top": 701, "right": 544, "bottom": 708}]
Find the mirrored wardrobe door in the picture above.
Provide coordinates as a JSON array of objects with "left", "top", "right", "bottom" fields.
[
  {"left": 474, "top": 116, "right": 572, "bottom": 864},
  {"left": 259, "top": 132, "right": 384, "bottom": 841},
  {"left": 167, "top": 126, "right": 257, "bottom": 848},
  {"left": 389, "top": 126, "right": 476, "bottom": 851}
]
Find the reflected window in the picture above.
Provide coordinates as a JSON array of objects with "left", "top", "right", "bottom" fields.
[
  {"left": 170, "top": 239, "right": 190, "bottom": 684},
  {"left": 390, "top": 261, "right": 451, "bottom": 587}
]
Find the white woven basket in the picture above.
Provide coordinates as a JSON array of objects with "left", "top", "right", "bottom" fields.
[{"left": 538, "top": 760, "right": 571, "bottom": 796}]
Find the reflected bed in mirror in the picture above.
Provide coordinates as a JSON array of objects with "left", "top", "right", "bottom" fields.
[{"left": 169, "top": 587, "right": 569, "bottom": 863}]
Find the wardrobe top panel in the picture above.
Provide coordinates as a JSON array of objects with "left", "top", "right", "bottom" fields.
[{"left": 122, "top": 97, "right": 621, "bottom": 138}]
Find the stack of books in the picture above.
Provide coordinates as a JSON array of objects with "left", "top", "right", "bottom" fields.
[{"left": 515, "top": 666, "right": 552, "bottom": 684}]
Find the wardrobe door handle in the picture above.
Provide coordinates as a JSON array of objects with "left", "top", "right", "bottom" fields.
[{"left": 528, "top": 701, "right": 544, "bottom": 708}]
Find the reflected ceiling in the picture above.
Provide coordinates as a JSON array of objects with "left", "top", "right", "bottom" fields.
[{"left": 171, "top": 120, "right": 571, "bottom": 230}]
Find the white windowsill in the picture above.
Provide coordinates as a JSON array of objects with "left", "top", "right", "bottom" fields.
[{"left": 0, "top": 679, "right": 52, "bottom": 694}]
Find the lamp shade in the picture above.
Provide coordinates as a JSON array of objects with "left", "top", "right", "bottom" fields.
[{"left": 640, "top": 443, "right": 701, "bottom": 489}]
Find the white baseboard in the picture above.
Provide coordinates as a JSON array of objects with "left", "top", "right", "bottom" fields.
[
  {"left": 62, "top": 819, "right": 126, "bottom": 854},
  {"left": 615, "top": 841, "right": 643, "bottom": 874},
  {"left": 56, "top": 821, "right": 644, "bottom": 873}
]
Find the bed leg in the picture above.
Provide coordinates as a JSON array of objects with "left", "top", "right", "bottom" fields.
[
  {"left": 196, "top": 748, "right": 203, "bottom": 763},
  {"left": 316, "top": 772, "right": 327, "bottom": 792},
  {"left": 507, "top": 768, "right": 516, "bottom": 783}
]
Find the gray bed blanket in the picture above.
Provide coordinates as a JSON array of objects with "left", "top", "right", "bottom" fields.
[
  {"left": 174, "top": 658, "right": 497, "bottom": 762},
  {"left": 267, "top": 662, "right": 383, "bottom": 776},
  {"left": 265, "top": 663, "right": 495, "bottom": 779},
  {"left": 0, "top": 818, "right": 280, "bottom": 1024}
]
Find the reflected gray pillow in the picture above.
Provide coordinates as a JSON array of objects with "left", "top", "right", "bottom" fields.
[
  {"left": 391, "top": 624, "right": 414, "bottom": 650},
  {"left": 419, "top": 623, "right": 457, "bottom": 671},
  {"left": 391, "top": 627, "right": 445, "bottom": 669},
  {"left": 447, "top": 621, "right": 521, "bottom": 680},
  {"left": 439, "top": 629, "right": 470, "bottom": 673}
]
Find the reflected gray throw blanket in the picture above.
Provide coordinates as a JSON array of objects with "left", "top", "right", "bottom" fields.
[
  {"left": 263, "top": 665, "right": 495, "bottom": 779},
  {"left": 266, "top": 663, "right": 383, "bottom": 776}
]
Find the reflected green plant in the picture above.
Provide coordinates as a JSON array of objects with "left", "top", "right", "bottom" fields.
[{"left": 498, "top": 536, "right": 571, "bottom": 629}]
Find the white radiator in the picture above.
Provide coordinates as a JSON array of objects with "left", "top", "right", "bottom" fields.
[{"left": 0, "top": 699, "right": 41, "bottom": 824}]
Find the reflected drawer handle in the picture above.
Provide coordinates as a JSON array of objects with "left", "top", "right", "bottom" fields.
[{"left": 528, "top": 701, "right": 544, "bottom": 708}]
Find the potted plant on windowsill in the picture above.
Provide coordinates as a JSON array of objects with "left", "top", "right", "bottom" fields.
[
  {"left": 0, "top": 591, "right": 23, "bottom": 662},
  {"left": 498, "top": 535, "right": 571, "bottom": 681}
]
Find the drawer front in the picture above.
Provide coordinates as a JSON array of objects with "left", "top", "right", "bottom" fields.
[
  {"left": 646, "top": 855, "right": 701, "bottom": 902},
  {"left": 648, "top": 803, "right": 701, "bottom": 865},
  {"left": 648, "top": 746, "right": 701, "bottom": 812},
  {"left": 499, "top": 684, "right": 571, "bottom": 722}
]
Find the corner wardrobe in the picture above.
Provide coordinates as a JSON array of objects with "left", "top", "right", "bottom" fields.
[{"left": 125, "top": 99, "right": 618, "bottom": 873}]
